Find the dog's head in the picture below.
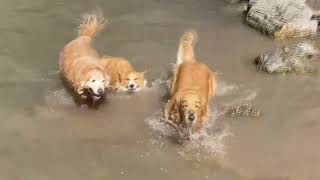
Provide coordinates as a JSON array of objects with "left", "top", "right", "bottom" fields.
[
  {"left": 79, "top": 69, "right": 110, "bottom": 100},
  {"left": 118, "top": 71, "right": 146, "bottom": 92},
  {"left": 169, "top": 93, "right": 207, "bottom": 131}
]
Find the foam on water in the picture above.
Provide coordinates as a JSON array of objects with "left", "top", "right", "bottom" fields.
[
  {"left": 216, "top": 81, "right": 239, "bottom": 96},
  {"left": 143, "top": 78, "right": 231, "bottom": 159},
  {"left": 145, "top": 108, "right": 231, "bottom": 160},
  {"left": 44, "top": 89, "right": 74, "bottom": 109}
]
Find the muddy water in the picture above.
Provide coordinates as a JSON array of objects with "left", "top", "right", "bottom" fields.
[{"left": 1, "top": 0, "right": 320, "bottom": 179}]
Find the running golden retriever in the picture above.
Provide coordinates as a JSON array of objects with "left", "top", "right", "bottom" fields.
[
  {"left": 101, "top": 57, "right": 146, "bottom": 92},
  {"left": 164, "top": 30, "right": 217, "bottom": 133},
  {"left": 59, "top": 12, "right": 110, "bottom": 106}
]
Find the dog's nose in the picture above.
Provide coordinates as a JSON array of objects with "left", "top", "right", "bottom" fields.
[
  {"left": 129, "top": 84, "right": 135, "bottom": 88},
  {"left": 188, "top": 110, "right": 195, "bottom": 115},
  {"left": 98, "top": 88, "right": 104, "bottom": 95}
]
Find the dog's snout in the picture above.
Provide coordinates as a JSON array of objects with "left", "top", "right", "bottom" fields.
[
  {"left": 188, "top": 110, "right": 195, "bottom": 115},
  {"left": 188, "top": 110, "right": 195, "bottom": 121},
  {"left": 98, "top": 88, "right": 104, "bottom": 95},
  {"left": 129, "top": 84, "right": 135, "bottom": 88}
]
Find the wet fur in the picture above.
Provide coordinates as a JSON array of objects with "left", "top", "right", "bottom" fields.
[
  {"left": 59, "top": 12, "right": 108, "bottom": 106},
  {"left": 165, "top": 30, "right": 217, "bottom": 133}
]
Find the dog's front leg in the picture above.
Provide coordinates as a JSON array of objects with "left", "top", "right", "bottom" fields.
[
  {"left": 164, "top": 106, "right": 170, "bottom": 122},
  {"left": 169, "top": 73, "right": 177, "bottom": 95},
  {"left": 108, "top": 85, "right": 119, "bottom": 91},
  {"left": 164, "top": 98, "right": 178, "bottom": 121}
]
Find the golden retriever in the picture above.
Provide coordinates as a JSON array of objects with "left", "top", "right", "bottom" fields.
[
  {"left": 164, "top": 30, "right": 217, "bottom": 133},
  {"left": 59, "top": 12, "right": 110, "bottom": 105},
  {"left": 101, "top": 57, "right": 146, "bottom": 92}
]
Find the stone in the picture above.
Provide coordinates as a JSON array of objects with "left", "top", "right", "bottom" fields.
[
  {"left": 227, "top": 103, "right": 261, "bottom": 118},
  {"left": 255, "top": 42, "right": 320, "bottom": 74},
  {"left": 246, "top": 0, "right": 318, "bottom": 39}
]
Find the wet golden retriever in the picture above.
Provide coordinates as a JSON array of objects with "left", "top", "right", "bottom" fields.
[
  {"left": 101, "top": 57, "right": 146, "bottom": 92},
  {"left": 59, "top": 12, "right": 110, "bottom": 105},
  {"left": 164, "top": 30, "right": 217, "bottom": 133}
]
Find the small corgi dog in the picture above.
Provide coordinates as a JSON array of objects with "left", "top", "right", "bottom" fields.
[{"left": 101, "top": 57, "right": 146, "bottom": 92}]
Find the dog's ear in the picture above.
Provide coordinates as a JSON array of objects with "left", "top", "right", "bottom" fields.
[
  {"left": 140, "top": 71, "right": 147, "bottom": 75},
  {"left": 76, "top": 81, "right": 87, "bottom": 94},
  {"left": 137, "top": 71, "right": 147, "bottom": 78},
  {"left": 165, "top": 94, "right": 181, "bottom": 123},
  {"left": 195, "top": 97, "right": 209, "bottom": 133},
  {"left": 104, "top": 75, "right": 111, "bottom": 88},
  {"left": 116, "top": 73, "right": 122, "bottom": 82},
  {"left": 200, "top": 96, "right": 208, "bottom": 118}
]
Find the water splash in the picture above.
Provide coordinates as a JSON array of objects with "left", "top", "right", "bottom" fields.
[
  {"left": 216, "top": 81, "right": 239, "bottom": 96},
  {"left": 144, "top": 79, "right": 259, "bottom": 160},
  {"left": 145, "top": 108, "right": 231, "bottom": 160},
  {"left": 43, "top": 89, "right": 75, "bottom": 112}
]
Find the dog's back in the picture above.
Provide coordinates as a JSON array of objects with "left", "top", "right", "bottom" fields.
[
  {"left": 101, "top": 57, "right": 134, "bottom": 77},
  {"left": 172, "top": 30, "right": 216, "bottom": 100},
  {"left": 174, "top": 62, "right": 212, "bottom": 99}
]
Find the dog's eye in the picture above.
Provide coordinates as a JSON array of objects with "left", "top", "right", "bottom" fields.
[
  {"left": 102, "top": 80, "right": 105, "bottom": 83},
  {"left": 195, "top": 105, "right": 200, "bottom": 108},
  {"left": 125, "top": 78, "right": 130, "bottom": 81},
  {"left": 134, "top": 78, "right": 139, "bottom": 80},
  {"left": 91, "top": 80, "right": 96, "bottom": 83}
]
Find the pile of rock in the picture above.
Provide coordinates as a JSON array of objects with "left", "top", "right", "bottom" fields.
[
  {"left": 246, "top": 0, "right": 318, "bottom": 40},
  {"left": 223, "top": 0, "right": 320, "bottom": 74},
  {"left": 225, "top": 0, "right": 320, "bottom": 40},
  {"left": 255, "top": 42, "right": 320, "bottom": 74}
]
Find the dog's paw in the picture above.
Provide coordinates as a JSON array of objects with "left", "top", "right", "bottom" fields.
[
  {"left": 80, "top": 104, "right": 88, "bottom": 109},
  {"left": 81, "top": 94, "right": 87, "bottom": 99}
]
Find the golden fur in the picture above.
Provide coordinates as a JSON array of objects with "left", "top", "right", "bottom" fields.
[
  {"left": 101, "top": 57, "right": 146, "bottom": 92},
  {"left": 59, "top": 12, "right": 110, "bottom": 104},
  {"left": 165, "top": 31, "right": 217, "bottom": 133}
]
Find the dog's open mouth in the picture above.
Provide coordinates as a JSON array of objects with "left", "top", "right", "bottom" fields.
[
  {"left": 128, "top": 85, "right": 139, "bottom": 92},
  {"left": 127, "top": 86, "right": 136, "bottom": 92},
  {"left": 88, "top": 89, "right": 102, "bottom": 100},
  {"left": 128, "top": 88, "right": 136, "bottom": 92},
  {"left": 93, "top": 94, "right": 100, "bottom": 98}
]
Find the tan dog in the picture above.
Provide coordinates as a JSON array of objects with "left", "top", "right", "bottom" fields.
[
  {"left": 164, "top": 31, "right": 217, "bottom": 133},
  {"left": 59, "top": 12, "right": 110, "bottom": 104},
  {"left": 101, "top": 57, "right": 146, "bottom": 92}
]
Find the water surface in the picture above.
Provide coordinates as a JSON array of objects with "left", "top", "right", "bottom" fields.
[{"left": 1, "top": 0, "right": 320, "bottom": 179}]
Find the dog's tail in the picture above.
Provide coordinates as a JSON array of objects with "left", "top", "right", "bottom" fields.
[
  {"left": 176, "top": 30, "right": 198, "bottom": 65},
  {"left": 78, "top": 11, "right": 107, "bottom": 38}
]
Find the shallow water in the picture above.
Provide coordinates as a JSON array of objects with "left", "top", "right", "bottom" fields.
[{"left": 1, "top": 0, "right": 320, "bottom": 179}]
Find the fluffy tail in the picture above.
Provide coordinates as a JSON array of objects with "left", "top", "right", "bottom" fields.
[
  {"left": 176, "top": 30, "right": 198, "bottom": 65},
  {"left": 78, "top": 11, "right": 107, "bottom": 38}
]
